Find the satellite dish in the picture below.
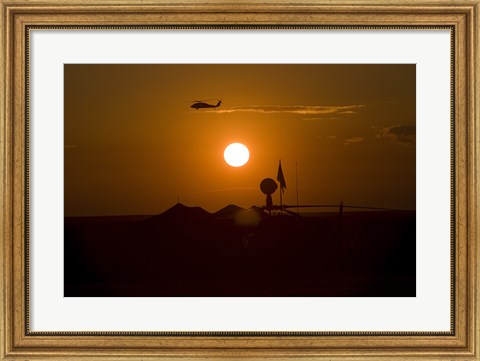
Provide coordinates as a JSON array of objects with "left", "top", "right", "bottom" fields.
[{"left": 260, "top": 178, "right": 278, "bottom": 195}]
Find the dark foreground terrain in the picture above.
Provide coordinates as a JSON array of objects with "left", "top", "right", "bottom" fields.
[{"left": 65, "top": 204, "right": 415, "bottom": 297}]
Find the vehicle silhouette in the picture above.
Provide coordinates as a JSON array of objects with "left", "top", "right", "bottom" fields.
[{"left": 191, "top": 99, "right": 222, "bottom": 110}]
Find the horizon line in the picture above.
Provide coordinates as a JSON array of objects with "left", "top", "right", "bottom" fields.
[{"left": 64, "top": 202, "right": 416, "bottom": 218}]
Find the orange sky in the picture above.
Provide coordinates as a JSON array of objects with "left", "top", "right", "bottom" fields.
[{"left": 64, "top": 64, "right": 415, "bottom": 216}]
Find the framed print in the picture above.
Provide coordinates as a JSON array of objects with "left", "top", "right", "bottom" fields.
[
  {"left": 63, "top": 63, "right": 417, "bottom": 299},
  {"left": 1, "top": 0, "right": 478, "bottom": 360}
]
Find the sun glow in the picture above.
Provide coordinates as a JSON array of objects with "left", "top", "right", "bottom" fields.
[{"left": 224, "top": 143, "right": 250, "bottom": 167}]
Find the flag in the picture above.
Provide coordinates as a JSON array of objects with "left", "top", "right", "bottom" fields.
[{"left": 277, "top": 160, "right": 287, "bottom": 191}]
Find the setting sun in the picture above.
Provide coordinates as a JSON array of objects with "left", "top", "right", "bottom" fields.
[{"left": 224, "top": 143, "right": 249, "bottom": 167}]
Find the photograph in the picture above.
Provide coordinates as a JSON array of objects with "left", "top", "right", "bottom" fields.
[{"left": 64, "top": 64, "right": 416, "bottom": 297}]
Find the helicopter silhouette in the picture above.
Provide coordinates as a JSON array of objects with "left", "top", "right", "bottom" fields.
[{"left": 190, "top": 99, "right": 222, "bottom": 110}]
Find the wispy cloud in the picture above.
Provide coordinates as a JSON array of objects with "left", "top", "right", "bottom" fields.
[
  {"left": 212, "top": 104, "right": 366, "bottom": 115},
  {"left": 316, "top": 135, "right": 338, "bottom": 140},
  {"left": 305, "top": 117, "right": 342, "bottom": 121},
  {"left": 344, "top": 137, "right": 365, "bottom": 146},
  {"left": 380, "top": 124, "right": 416, "bottom": 146}
]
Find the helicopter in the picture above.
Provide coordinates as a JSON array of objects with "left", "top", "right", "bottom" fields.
[{"left": 190, "top": 99, "right": 222, "bottom": 110}]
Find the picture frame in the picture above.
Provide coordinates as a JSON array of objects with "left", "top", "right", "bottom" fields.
[{"left": 1, "top": 0, "right": 478, "bottom": 359}]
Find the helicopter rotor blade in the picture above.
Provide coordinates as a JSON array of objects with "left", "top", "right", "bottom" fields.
[{"left": 191, "top": 98, "right": 216, "bottom": 103}]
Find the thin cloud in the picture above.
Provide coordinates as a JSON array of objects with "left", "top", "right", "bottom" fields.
[
  {"left": 305, "top": 117, "right": 342, "bottom": 121},
  {"left": 317, "top": 135, "right": 338, "bottom": 140},
  {"left": 381, "top": 124, "right": 416, "bottom": 146},
  {"left": 344, "top": 137, "right": 365, "bottom": 146},
  {"left": 212, "top": 104, "right": 366, "bottom": 115}
]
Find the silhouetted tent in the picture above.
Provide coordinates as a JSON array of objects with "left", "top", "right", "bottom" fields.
[
  {"left": 213, "top": 204, "right": 246, "bottom": 220},
  {"left": 146, "top": 203, "right": 211, "bottom": 224}
]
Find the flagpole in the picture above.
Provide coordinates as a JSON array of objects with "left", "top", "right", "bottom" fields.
[
  {"left": 277, "top": 159, "right": 286, "bottom": 215},
  {"left": 280, "top": 185, "right": 283, "bottom": 214},
  {"left": 296, "top": 162, "right": 299, "bottom": 214},
  {"left": 279, "top": 159, "right": 282, "bottom": 214}
]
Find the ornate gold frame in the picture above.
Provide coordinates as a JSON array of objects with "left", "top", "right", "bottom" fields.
[{"left": 1, "top": 0, "right": 478, "bottom": 359}]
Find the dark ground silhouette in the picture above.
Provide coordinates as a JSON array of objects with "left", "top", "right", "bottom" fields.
[{"left": 64, "top": 204, "right": 415, "bottom": 297}]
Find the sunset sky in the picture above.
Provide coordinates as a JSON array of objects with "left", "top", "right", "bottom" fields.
[{"left": 64, "top": 64, "right": 415, "bottom": 216}]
